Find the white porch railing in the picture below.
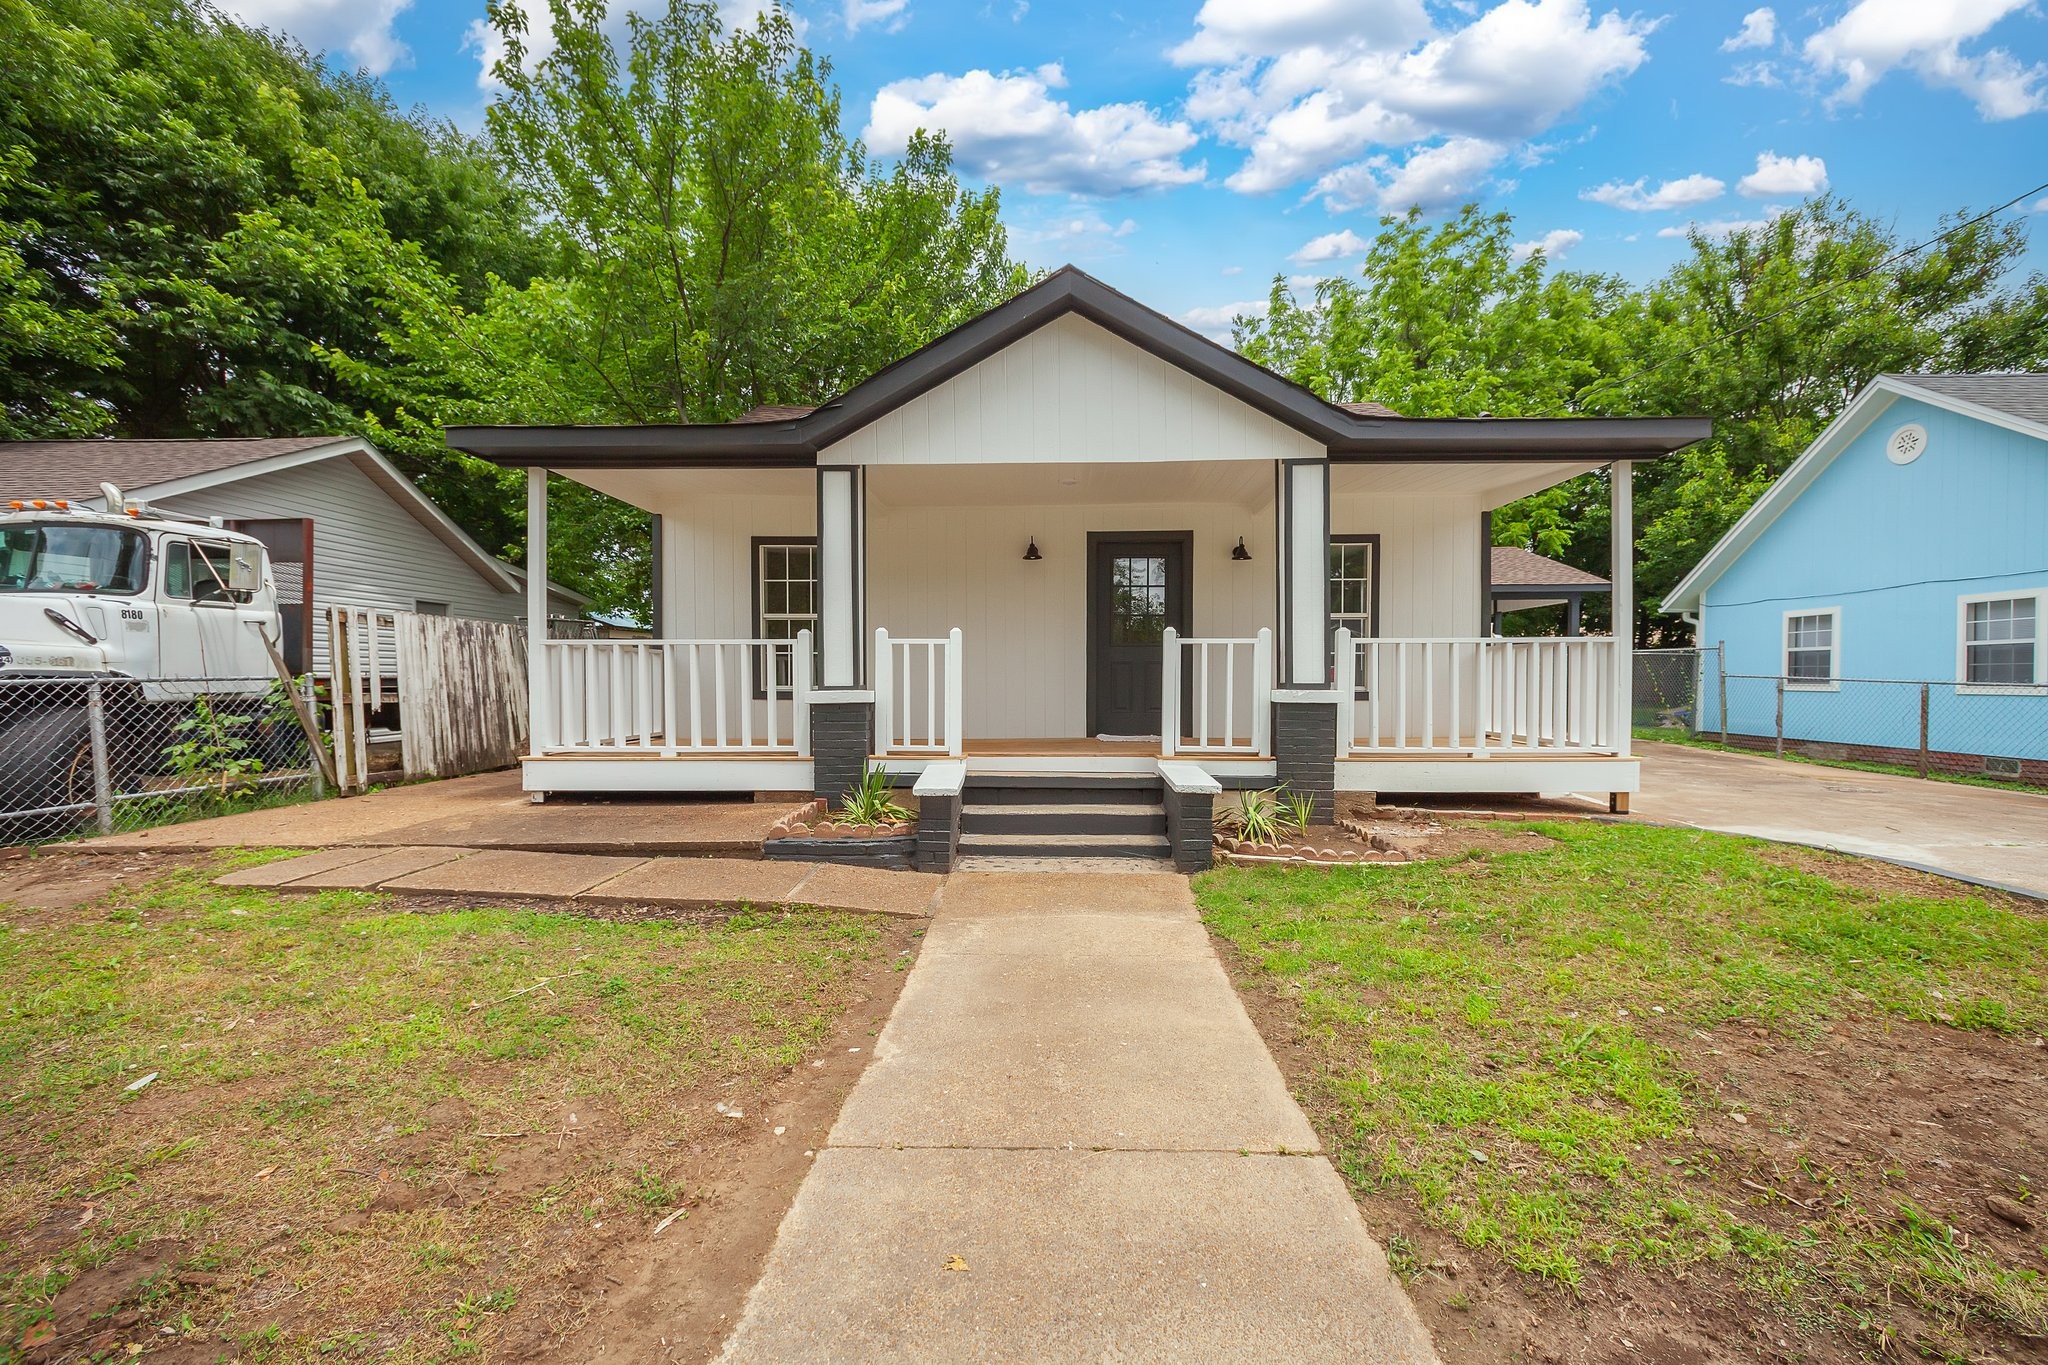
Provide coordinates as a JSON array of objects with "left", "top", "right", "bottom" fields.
[
  {"left": 1335, "top": 630, "right": 1621, "bottom": 755},
  {"left": 874, "top": 628, "right": 964, "bottom": 756},
  {"left": 541, "top": 634, "right": 811, "bottom": 755},
  {"left": 1162, "top": 627, "right": 1273, "bottom": 756}
]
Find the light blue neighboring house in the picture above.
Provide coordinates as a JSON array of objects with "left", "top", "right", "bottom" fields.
[{"left": 1662, "top": 373, "right": 2047, "bottom": 779}]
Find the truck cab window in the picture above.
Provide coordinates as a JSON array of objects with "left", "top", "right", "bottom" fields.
[
  {"left": 162, "top": 541, "right": 193, "bottom": 599},
  {"left": 0, "top": 525, "right": 148, "bottom": 594}
]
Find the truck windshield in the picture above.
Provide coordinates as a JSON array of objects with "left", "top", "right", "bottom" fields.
[{"left": 0, "top": 525, "right": 148, "bottom": 595}]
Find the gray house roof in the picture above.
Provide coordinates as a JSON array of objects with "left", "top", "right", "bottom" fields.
[
  {"left": 0, "top": 436, "right": 340, "bottom": 504},
  {"left": 1885, "top": 372, "right": 2048, "bottom": 426}
]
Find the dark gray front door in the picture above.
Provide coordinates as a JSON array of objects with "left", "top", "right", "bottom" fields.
[{"left": 1088, "top": 534, "right": 1191, "bottom": 737}]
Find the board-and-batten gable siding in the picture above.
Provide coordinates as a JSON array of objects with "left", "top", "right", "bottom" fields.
[
  {"left": 820, "top": 313, "right": 1327, "bottom": 467},
  {"left": 154, "top": 456, "right": 521, "bottom": 676}
]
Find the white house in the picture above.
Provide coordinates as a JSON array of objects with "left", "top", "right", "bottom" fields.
[
  {"left": 0, "top": 435, "right": 587, "bottom": 676},
  {"left": 449, "top": 268, "right": 1707, "bottom": 865}
]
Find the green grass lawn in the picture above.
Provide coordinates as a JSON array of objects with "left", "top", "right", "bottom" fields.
[
  {"left": 0, "top": 854, "right": 897, "bottom": 1361},
  {"left": 1197, "top": 822, "right": 2048, "bottom": 1357}
]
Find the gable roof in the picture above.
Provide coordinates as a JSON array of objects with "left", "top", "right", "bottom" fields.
[
  {"left": 0, "top": 437, "right": 341, "bottom": 503},
  {"left": 1660, "top": 372, "right": 2048, "bottom": 615},
  {"left": 0, "top": 435, "right": 520, "bottom": 594},
  {"left": 1490, "top": 545, "right": 1609, "bottom": 590},
  {"left": 448, "top": 266, "right": 1709, "bottom": 468},
  {"left": 1886, "top": 372, "right": 2048, "bottom": 427}
]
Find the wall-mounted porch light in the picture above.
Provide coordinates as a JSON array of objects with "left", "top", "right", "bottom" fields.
[
  {"left": 1023, "top": 537, "right": 1043, "bottom": 561},
  {"left": 1230, "top": 537, "right": 1252, "bottom": 561}
]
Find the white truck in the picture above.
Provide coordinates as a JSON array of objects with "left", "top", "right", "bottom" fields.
[{"left": 0, "top": 487, "right": 286, "bottom": 817}]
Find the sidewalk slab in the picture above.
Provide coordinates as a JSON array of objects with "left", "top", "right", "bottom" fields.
[
  {"left": 717, "top": 1148, "right": 1436, "bottom": 1365},
  {"left": 583, "top": 857, "right": 816, "bottom": 908},
  {"left": 215, "top": 847, "right": 390, "bottom": 887},
  {"left": 791, "top": 863, "right": 942, "bottom": 918},
  {"left": 382, "top": 850, "right": 649, "bottom": 900},
  {"left": 830, "top": 882, "right": 1316, "bottom": 1153},
  {"left": 281, "top": 846, "right": 473, "bottom": 890}
]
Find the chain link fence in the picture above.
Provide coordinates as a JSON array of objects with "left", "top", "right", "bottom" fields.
[
  {"left": 1631, "top": 646, "right": 2048, "bottom": 790},
  {"left": 0, "top": 674, "right": 331, "bottom": 847}
]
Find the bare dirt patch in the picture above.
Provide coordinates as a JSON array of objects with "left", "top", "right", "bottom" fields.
[{"left": 0, "top": 850, "right": 920, "bottom": 1363}]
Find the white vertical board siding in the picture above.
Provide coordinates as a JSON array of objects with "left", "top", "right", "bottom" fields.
[
  {"left": 867, "top": 499, "right": 1275, "bottom": 739},
  {"left": 156, "top": 457, "right": 523, "bottom": 678},
  {"left": 1329, "top": 486, "right": 1486, "bottom": 743},
  {"left": 822, "top": 314, "right": 1325, "bottom": 467},
  {"left": 1330, "top": 487, "right": 1484, "bottom": 637},
  {"left": 654, "top": 484, "right": 814, "bottom": 743}
]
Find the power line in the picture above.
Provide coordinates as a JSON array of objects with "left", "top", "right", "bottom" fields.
[{"left": 1569, "top": 177, "right": 2048, "bottom": 412}]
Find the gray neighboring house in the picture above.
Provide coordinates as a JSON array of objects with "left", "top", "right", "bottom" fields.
[{"left": 0, "top": 435, "right": 585, "bottom": 676}]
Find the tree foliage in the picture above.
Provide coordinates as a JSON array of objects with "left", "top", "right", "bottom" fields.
[
  {"left": 1237, "top": 198, "right": 2048, "bottom": 640},
  {"left": 0, "top": 0, "right": 538, "bottom": 440}
]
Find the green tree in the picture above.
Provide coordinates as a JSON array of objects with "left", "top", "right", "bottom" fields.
[
  {"left": 0, "top": 0, "right": 537, "bottom": 439},
  {"left": 338, "top": 0, "right": 1024, "bottom": 617}
]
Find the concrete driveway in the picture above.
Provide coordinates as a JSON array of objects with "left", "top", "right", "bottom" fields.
[{"left": 1631, "top": 741, "right": 2048, "bottom": 899}]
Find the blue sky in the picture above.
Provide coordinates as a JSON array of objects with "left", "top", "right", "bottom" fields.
[{"left": 226, "top": 0, "right": 2048, "bottom": 335}]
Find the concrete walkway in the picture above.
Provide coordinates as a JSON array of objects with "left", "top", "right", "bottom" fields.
[
  {"left": 85, "top": 770, "right": 796, "bottom": 856},
  {"left": 218, "top": 847, "right": 943, "bottom": 918},
  {"left": 1632, "top": 741, "right": 2048, "bottom": 899},
  {"left": 715, "top": 872, "right": 1438, "bottom": 1364}
]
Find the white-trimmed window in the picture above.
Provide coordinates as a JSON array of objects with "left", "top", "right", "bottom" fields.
[
  {"left": 754, "top": 538, "right": 817, "bottom": 691},
  {"left": 1958, "top": 592, "right": 2041, "bottom": 691},
  {"left": 1782, "top": 609, "right": 1839, "bottom": 688},
  {"left": 1329, "top": 537, "right": 1377, "bottom": 639}
]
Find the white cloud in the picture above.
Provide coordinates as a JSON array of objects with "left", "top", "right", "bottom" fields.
[
  {"left": 1288, "top": 229, "right": 1372, "bottom": 263},
  {"left": 844, "top": 0, "right": 909, "bottom": 34},
  {"left": 1580, "top": 172, "right": 1725, "bottom": 211},
  {"left": 1803, "top": 0, "right": 2046, "bottom": 119},
  {"left": 1172, "top": 0, "right": 1656, "bottom": 203},
  {"left": 864, "top": 64, "right": 1203, "bottom": 195},
  {"left": 1181, "top": 298, "right": 1270, "bottom": 341},
  {"left": 1221, "top": 264, "right": 1245, "bottom": 275},
  {"left": 1725, "top": 60, "right": 1783, "bottom": 88},
  {"left": 218, "top": 0, "right": 413, "bottom": 73},
  {"left": 1721, "top": 7, "right": 1776, "bottom": 52},
  {"left": 1737, "top": 151, "right": 1827, "bottom": 198},
  {"left": 1512, "top": 227, "right": 1583, "bottom": 261}
]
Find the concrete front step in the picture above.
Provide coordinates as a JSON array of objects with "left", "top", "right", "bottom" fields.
[
  {"left": 960, "top": 802, "right": 1167, "bottom": 836},
  {"left": 957, "top": 832, "right": 1173, "bottom": 859}
]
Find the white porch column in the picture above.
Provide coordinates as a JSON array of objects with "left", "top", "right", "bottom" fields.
[
  {"left": 526, "top": 468, "right": 551, "bottom": 752},
  {"left": 1277, "top": 459, "right": 1331, "bottom": 687},
  {"left": 816, "top": 465, "right": 866, "bottom": 689},
  {"left": 1610, "top": 459, "right": 1633, "bottom": 761}
]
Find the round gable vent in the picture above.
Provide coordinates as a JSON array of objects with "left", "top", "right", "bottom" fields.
[{"left": 1886, "top": 422, "right": 1928, "bottom": 465}]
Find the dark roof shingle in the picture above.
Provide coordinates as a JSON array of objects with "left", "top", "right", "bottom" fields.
[
  {"left": 1885, "top": 372, "right": 2048, "bottom": 427},
  {"left": 1490, "top": 545, "right": 1610, "bottom": 589},
  {"left": 0, "top": 437, "right": 346, "bottom": 504}
]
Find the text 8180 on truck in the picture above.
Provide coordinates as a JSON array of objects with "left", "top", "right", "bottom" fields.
[{"left": 0, "top": 484, "right": 287, "bottom": 822}]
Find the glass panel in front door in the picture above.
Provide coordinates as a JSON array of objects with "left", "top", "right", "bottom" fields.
[{"left": 1110, "top": 555, "right": 1167, "bottom": 644}]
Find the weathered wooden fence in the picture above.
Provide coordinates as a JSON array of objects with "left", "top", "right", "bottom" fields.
[{"left": 327, "top": 607, "right": 527, "bottom": 790}]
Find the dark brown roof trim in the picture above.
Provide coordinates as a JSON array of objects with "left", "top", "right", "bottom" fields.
[{"left": 447, "top": 266, "right": 1710, "bottom": 467}]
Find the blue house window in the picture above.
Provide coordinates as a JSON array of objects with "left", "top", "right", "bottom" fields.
[
  {"left": 1961, "top": 595, "right": 2038, "bottom": 687},
  {"left": 1783, "top": 610, "right": 1837, "bottom": 688}
]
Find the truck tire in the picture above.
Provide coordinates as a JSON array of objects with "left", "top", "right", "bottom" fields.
[{"left": 0, "top": 706, "right": 94, "bottom": 826}]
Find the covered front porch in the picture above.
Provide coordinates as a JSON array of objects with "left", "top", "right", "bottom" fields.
[{"left": 511, "top": 448, "right": 1643, "bottom": 807}]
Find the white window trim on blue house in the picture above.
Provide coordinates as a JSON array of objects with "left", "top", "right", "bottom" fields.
[
  {"left": 1955, "top": 587, "right": 2046, "bottom": 696},
  {"left": 1781, "top": 606, "right": 1841, "bottom": 691}
]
